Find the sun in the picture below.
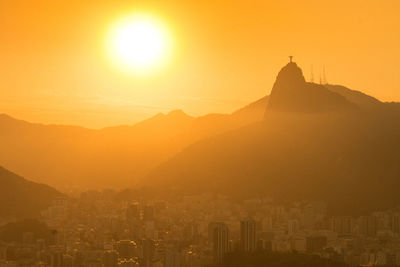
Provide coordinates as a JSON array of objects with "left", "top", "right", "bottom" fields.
[{"left": 107, "top": 14, "right": 172, "bottom": 73}]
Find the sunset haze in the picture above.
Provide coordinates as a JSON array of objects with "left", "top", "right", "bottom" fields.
[{"left": 1, "top": 0, "right": 399, "bottom": 128}]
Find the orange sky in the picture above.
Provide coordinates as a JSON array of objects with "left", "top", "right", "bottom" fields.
[{"left": 0, "top": 0, "right": 399, "bottom": 128}]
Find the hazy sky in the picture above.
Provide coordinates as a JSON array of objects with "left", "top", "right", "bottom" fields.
[{"left": 1, "top": 0, "right": 399, "bottom": 128}]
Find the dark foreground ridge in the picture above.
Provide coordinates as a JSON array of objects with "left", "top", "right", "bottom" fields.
[{"left": 0, "top": 166, "right": 63, "bottom": 218}]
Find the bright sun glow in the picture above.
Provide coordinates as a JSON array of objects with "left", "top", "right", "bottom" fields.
[{"left": 108, "top": 14, "right": 172, "bottom": 74}]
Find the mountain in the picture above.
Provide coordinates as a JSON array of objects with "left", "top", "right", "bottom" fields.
[
  {"left": 232, "top": 95, "right": 269, "bottom": 120},
  {"left": 325, "top": 84, "right": 400, "bottom": 116},
  {"left": 325, "top": 84, "right": 381, "bottom": 110},
  {"left": 0, "top": 97, "right": 267, "bottom": 189},
  {"left": 0, "top": 166, "right": 63, "bottom": 218},
  {"left": 145, "top": 61, "right": 400, "bottom": 215},
  {"left": 267, "top": 62, "right": 356, "bottom": 113},
  {"left": 2, "top": 58, "right": 398, "bottom": 199}
]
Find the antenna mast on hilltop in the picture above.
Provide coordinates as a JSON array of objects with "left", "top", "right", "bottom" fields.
[
  {"left": 310, "top": 65, "right": 314, "bottom": 83},
  {"left": 289, "top": 56, "right": 293, "bottom": 63},
  {"left": 322, "top": 65, "right": 328, "bottom": 85}
]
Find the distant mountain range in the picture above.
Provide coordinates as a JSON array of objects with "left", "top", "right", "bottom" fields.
[
  {"left": 0, "top": 166, "right": 63, "bottom": 218},
  {"left": 0, "top": 94, "right": 267, "bottom": 189},
  {"left": 1, "top": 60, "right": 400, "bottom": 214}
]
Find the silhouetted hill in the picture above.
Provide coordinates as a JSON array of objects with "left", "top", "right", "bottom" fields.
[
  {"left": 145, "top": 62, "right": 400, "bottom": 215},
  {"left": 267, "top": 62, "right": 356, "bottom": 113},
  {"left": 232, "top": 96, "right": 269, "bottom": 120},
  {"left": 0, "top": 97, "right": 267, "bottom": 188},
  {"left": 1, "top": 60, "right": 398, "bottom": 197},
  {"left": 147, "top": 112, "right": 400, "bottom": 214},
  {"left": 0, "top": 166, "right": 63, "bottom": 218},
  {"left": 325, "top": 84, "right": 381, "bottom": 109},
  {"left": 325, "top": 84, "right": 400, "bottom": 117}
]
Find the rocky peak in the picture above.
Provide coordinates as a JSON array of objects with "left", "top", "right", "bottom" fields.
[{"left": 266, "top": 60, "right": 356, "bottom": 113}]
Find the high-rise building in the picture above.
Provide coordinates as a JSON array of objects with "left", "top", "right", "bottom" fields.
[
  {"left": 143, "top": 205, "right": 155, "bottom": 221},
  {"left": 116, "top": 240, "right": 137, "bottom": 260},
  {"left": 62, "top": 254, "right": 74, "bottom": 267},
  {"left": 49, "top": 246, "right": 64, "bottom": 267},
  {"left": 288, "top": 220, "right": 299, "bottom": 235},
  {"left": 213, "top": 222, "right": 229, "bottom": 265},
  {"left": 22, "top": 232, "right": 34, "bottom": 245},
  {"left": 127, "top": 203, "right": 140, "bottom": 222},
  {"left": 165, "top": 244, "right": 181, "bottom": 267},
  {"left": 330, "top": 216, "right": 353, "bottom": 236},
  {"left": 240, "top": 218, "right": 257, "bottom": 252},
  {"left": 306, "top": 235, "right": 327, "bottom": 253},
  {"left": 142, "top": 239, "right": 155, "bottom": 267},
  {"left": 360, "top": 216, "right": 377, "bottom": 237},
  {"left": 262, "top": 216, "right": 273, "bottom": 231},
  {"left": 103, "top": 250, "right": 118, "bottom": 267},
  {"left": 391, "top": 213, "right": 400, "bottom": 235},
  {"left": 208, "top": 222, "right": 218, "bottom": 245}
]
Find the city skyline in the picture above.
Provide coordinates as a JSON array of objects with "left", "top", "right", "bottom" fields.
[{"left": 1, "top": 1, "right": 400, "bottom": 266}]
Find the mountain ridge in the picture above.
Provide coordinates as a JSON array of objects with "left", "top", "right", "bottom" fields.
[
  {"left": 0, "top": 166, "right": 63, "bottom": 218},
  {"left": 267, "top": 62, "right": 357, "bottom": 113},
  {"left": 1, "top": 61, "right": 399, "bottom": 192},
  {"left": 144, "top": 62, "right": 400, "bottom": 214},
  {"left": 0, "top": 97, "right": 268, "bottom": 188}
]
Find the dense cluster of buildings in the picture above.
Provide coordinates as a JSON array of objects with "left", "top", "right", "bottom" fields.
[{"left": 1, "top": 191, "right": 400, "bottom": 267}]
